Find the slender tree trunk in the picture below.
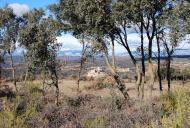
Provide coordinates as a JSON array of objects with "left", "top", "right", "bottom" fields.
[
  {"left": 77, "top": 62, "right": 83, "bottom": 92},
  {"left": 0, "top": 65, "right": 2, "bottom": 86},
  {"left": 77, "top": 55, "right": 85, "bottom": 92},
  {"left": 148, "top": 38, "right": 155, "bottom": 98},
  {"left": 55, "top": 79, "right": 59, "bottom": 106},
  {"left": 140, "top": 17, "right": 145, "bottom": 99},
  {"left": 136, "top": 64, "right": 141, "bottom": 97},
  {"left": 104, "top": 54, "right": 130, "bottom": 100},
  {"left": 9, "top": 53, "right": 17, "bottom": 91},
  {"left": 164, "top": 42, "right": 172, "bottom": 91},
  {"left": 24, "top": 68, "right": 28, "bottom": 84},
  {"left": 166, "top": 55, "right": 171, "bottom": 91},
  {"left": 114, "top": 75, "right": 129, "bottom": 99},
  {"left": 156, "top": 36, "right": 162, "bottom": 91},
  {"left": 148, "top": 59, "right": 155, "bottom": 98},
  {"left": 111, "top": 38, "right": 116, "bottom": 72},
  {"left": 117, "top": 32, "right": 141, "bottom": 98},
  {"left": 103, "top": 39, "right": 130, "bottom": 101},
  {"left": 51, "top": 69, "right": 59, "bottom": 106}
]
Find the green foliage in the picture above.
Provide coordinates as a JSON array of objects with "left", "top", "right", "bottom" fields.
[
  {"left": 160, "top": 67, "right": 190, "bottom": 80},
  {"left": 84, "top": 116, "right": 107, "bottom": 128},
  {"left": 109, "top": 89, "right": 125, "bottom": 110},
  {"left": 94, "top": 77, "right": 113, "bottom": 90},
  {"left": 181, "top": 68, "right": 190, "bottom": 80},
  {"left": 50, "top": 0, "right": 114, "bottom": 37},
  {"left": 19, "top": 9, "right": 60, "bottom": 98},
  {"left": 0, "top": 8, "right": 22, "bottom": 53},
  {"left": 161, "top": 89, "right": 190, "bottom": 128},
  {"left": 0, "top": 82, "right": 43, "bottom": 128},
  {"left": 160, "top": 67, "right": 179, "bottom": 79},
  {"left": 160, "top": 91, "right": 177, "bottom": 117}
]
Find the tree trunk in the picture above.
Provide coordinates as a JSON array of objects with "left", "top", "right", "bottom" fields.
[
  {"left": 77, "top": 42, "right": 86, "bottom": 92},
  {"left": 140, "top": 15, "right": 145, "bottom": 99},
  {"left": 52, "top": 70, "right": 59, "bottom": 106},
  {"left": 9, "top": 53, "right": 17, "bottom": 91},
  {"left": 136, "top": 64, "right": 141, "bottom": 97},
  {"left": 156, "top": 36, "right": 162, "bottom": 91},
  {"left": 116, "top": 30, "right": 140, "bottom": 99},
  {"left": 0, "top": 65, "right": 1, "bottom": 86},
  {"left": 148, "top": 59, "right": 155, "bottom": 98},
  {"left": 147, "top": 34, "right": 155, "bottom": 98},
  {"left": 24, "top": 68, "right": 28, "bottom": 84},
  {"left": 114, "top": 75, "right": 130, "bottom": 100},
  {"left": 166, "top": 55, "right": 171, "bottom": 91},
  {"left": 77, "top": 57, "right": 85, "bottom": 92},
  {"left": 103, "top": 45, "right": 130, "bottom": 101},
  {"left": 111, "top": 38, "right": 116, "bottom": 72},
  {"left": 55, "top": 80, "right": 59, "bottom": 106}
]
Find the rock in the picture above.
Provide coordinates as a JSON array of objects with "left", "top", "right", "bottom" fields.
[{"left": 86, "top": 67, "right": 107, "bottom": 80}]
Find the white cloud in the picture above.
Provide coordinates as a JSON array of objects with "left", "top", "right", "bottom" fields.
[
  {"left": 8, "top": 3, "right": 29, "bottom": 16},
  {"left": 56, "top": 33, "right": 190, "bottom": 56},
  {"left": 57, "top": 34, "right": 82, "bottom": 51}
]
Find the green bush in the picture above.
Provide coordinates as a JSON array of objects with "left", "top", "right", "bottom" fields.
[
  {"left": 94, "top": 77, "right": 113, "bottom": 90},
  {"left": 161, "top": 89, "right": 190, "bottom": 128},
  {"left": 0, "top": 82, "right": 43, "bottom": 128},
  {"left": 84, "top": 116, "right": 107, "bottom": 128}
]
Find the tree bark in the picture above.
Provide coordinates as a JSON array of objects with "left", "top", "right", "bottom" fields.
[
  {"left": 9, "top": 53, "right": 17, "bottom": 91},
  {"left": 164, "top": 42, "right": 172, "bottom": 91},
  {"left": 0, "top": 65, "right": 1, "bottom": 86},
  {"left": 51, "top": 69, "right": 59, "bottom": 106},
  {"left": 156, "top": 35, "right": 163, "bottom": 91},
  {"left": 77, "top": 41, "right": 86, "bottom": 92},
  {"left": 148, "top": 59, "right": 155, "bottom": 98},
  {"left": 166, "top": 55, "right": 171, "bottom": 91},
  {"left": 117, "top": 30, "right": 141, "bottom": 98},
  {"left": 77, "top": 59, "right": 83, "bottom": 92},
  {"left": 114, "top": 75, "right": 129, "bottom": 100},
  {"left": 103, "top": 37, "right": 130, "bottom": 101},
  {"left": 136, "top": 64, "right": 141, "bottom": 98},
  {"left": 111, "top": 37, "right": 116, "bottom": 72},
  {"left": 140, "top": 14, "right": 145, "bottom": 99}
]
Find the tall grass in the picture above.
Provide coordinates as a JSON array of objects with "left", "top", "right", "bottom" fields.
[
  {"left": 0, "top": 82, "right": 42, "bottom": 128},
  {"left": 161, "top": 89, "right": 190, "bottom": 128}
]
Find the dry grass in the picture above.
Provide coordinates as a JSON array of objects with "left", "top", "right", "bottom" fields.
[{"left": 0, "top": 79, "right": 190, "bottom": 128}]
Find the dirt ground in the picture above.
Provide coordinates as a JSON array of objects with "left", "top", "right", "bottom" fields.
[
  {"left": 3, "top": 78, "right": 188, "bottom": 101},
  {"left": 52, "top": 79, "right": 187, "bottom": 100}
]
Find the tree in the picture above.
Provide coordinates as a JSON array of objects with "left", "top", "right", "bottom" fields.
[
  {"left": 50, "top": 0, "right": 130, "bottom": 101},
  {"left": 19, "top": 9, "right": 61, "bottom": 105},
  {"left": 112, "top": 0, "right": 144, "bottom": 98},
  {"left": 160, "top": 1, "right": 187, "bottom": 91},
  {"left": 112, "top": 0, "right": 167, "bottom": 98},
  {"left": 0, "top": 8, "right": 16, "bottom": 86},
  {"left": 0, "top": 7, "right": 24, "bottom": 91},
  {"left": 77, "top": 37, "right": 91, "bottom": 92}
]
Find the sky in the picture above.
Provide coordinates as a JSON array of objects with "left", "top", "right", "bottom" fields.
[
  {"left": 1, "top": 0, "right": 190, "bottom": 55},
  {"left": 0, "top": 0, "right": 57, "bottom": 8}
]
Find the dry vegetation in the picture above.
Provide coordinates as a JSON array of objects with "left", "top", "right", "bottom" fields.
[
  {"left": 0, "top": 70, "right": 190, "bottom": 128},
  {"left": 1, "top": 0, "right": 190, "bottom": 127}
]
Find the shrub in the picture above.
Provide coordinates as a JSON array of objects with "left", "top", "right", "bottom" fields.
[
  {"left": 109, "top": 89, "right": 125, "bottom": 110},
  {"left": 84, "top": 116, "right": 107, "bottom": 128},
  {"left": 92, "top": 77, "right": 114, "bottom": 90},
  {"left": 0, "top": 82, "right": 44, "bottom": 128},
  {"left": 161, "top": 89, "right": 190, "bottom": 128}
]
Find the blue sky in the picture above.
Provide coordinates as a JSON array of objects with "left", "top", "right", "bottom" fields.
[
  {"left": 1, "top": 0, "right": 190, "bottom": 56},
  {"left": 0, "top": 0, "right": 57, "bottom": 8}
]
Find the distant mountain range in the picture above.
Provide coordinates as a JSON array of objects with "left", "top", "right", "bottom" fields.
[
  {"left": 116, "top": 48, "right": 190, "bottom": 58},
  {"left": 12, "top": 48, "right": 190, "bottom": 58}
]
